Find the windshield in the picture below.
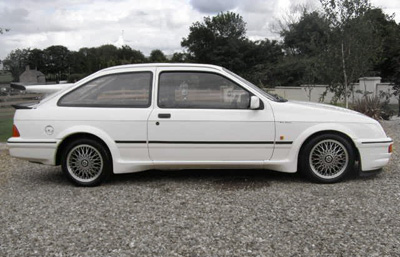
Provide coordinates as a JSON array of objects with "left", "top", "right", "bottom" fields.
[{"left": 223, "top": 68, "right": 287, "bottom": 102}]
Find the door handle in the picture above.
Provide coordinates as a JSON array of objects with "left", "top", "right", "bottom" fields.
[{"left": 158, "top": 113, "right": 171, "bottom": 119}]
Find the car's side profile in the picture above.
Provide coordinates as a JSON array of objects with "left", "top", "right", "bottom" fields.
[{"left": 8, "top": 64, "right": 393, "bottom": 186}]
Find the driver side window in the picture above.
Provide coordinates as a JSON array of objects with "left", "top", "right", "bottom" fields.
[{"left": 158, "top": 72, "right": 250, "bottom": 109}]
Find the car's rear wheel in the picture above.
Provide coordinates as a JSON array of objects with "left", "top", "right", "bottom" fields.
[
  {"left": 61, "top": 138, "right": 111, "bottom": 186},
  {"left": 300, "top": 134, "right": 355, "bottom": 183}
]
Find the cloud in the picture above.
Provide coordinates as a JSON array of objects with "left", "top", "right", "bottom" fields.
[
  {"left": 0, "top": 0, "right": 201, "bottom": 59},
  {"left": 0, "top": 7, "right": 29, "bottom": 23},
  {"left": 239, "top": 0, "right": 276, "bottom": 14},
  {"left": 189, "top": 0, "right": 240, "bottom": 13},
  {"left": 0, "top": 0, "right": 399, "bottom": 62}
]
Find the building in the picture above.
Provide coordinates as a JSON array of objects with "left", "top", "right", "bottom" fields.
[{"left": 19, "top": 66, "right": 46, "bottom": 84}]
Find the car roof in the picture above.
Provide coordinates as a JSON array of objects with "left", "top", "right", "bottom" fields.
[{"left": 101, "top": 63, "right": 224, "bottom": 72}]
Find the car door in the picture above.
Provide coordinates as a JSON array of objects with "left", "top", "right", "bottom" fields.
[{"left": 147, "top": 67, "right": 275, "bottom": 163}]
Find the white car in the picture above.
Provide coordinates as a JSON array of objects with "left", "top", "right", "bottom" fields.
[{"left": 8, "top": 64, "right": 393, "bottom": 186}]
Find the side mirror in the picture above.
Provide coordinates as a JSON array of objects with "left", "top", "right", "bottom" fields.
[{"left": 250, "top": 96, "right": 260, "bottom": 110}]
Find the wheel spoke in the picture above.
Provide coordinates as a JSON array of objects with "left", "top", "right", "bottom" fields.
[
  {"left": 66, "top": 144, "right": 104, "bottom": 183},
  {"left": 309, "top": 139, "right": 349, "bottom": 179}
]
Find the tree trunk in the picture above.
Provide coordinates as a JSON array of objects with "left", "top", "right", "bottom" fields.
[
  {"left": 341, "top": 41, "right": 348, "bottom": 108},
  {"left": 398, "top": 97, "right": 400, "bottom": 117}
]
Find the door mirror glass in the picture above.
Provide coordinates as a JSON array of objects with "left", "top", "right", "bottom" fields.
[{"left": 250, "top": 96, "right": 260, "bottom": 110}]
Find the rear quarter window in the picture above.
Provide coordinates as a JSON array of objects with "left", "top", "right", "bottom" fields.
[{"left": 58, "top": 72, "right": 152, "bottom": 108}]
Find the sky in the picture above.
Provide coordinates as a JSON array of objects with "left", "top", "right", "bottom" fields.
[{"left": 0, "top": 0, "right": 399, "bottom": 61}]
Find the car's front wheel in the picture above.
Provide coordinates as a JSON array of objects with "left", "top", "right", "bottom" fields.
[
  {"left": 299, "top": 134, "right": 355, "bottom": 183},
  {"left": 61, "top": 138, "right": 112, "bottom": 186}
]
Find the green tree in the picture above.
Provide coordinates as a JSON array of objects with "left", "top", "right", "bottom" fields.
[
  {"left": 170, "top": 52, "right": 188, "bottom": 63},
  {"left": 44, "top": 45, "right": 71, "bottom": 81},
  {"left": 3, "top": 44, "right": 153, "bottom": 82},
  {"left": 2, "top": 48, "right": 30, "bottom": 81},
  {"left": 27, "top": 48, "right": 46, "bottom": 71},
  {"left": 181, "top": 12, "right": 284, "bottom": 85},
  {"left": 117, "top": 45, "right": 146, "bottom": 64},
  {"left": 78, "top": 47, "right": 99, "bottom": 74},
  {"left": 148, "top": 49, "right": 167, "bottom": 63},
  {"left": 320, "top": 0, "right": 378, "bottom": 107},
  {"left": 388, "top": 56, "right": 400, "bottom": 116},
  {"left": 375, "top": 17, "right": 400, "bottom": 116},
  {"left": 279, "top": 10, "right": 330, "bottom": 88},
  {"left": 281, "top": 11, "right": 330, "bottom": 57},
  {"left": 181, "top": 12, "right": 247, "bottom": 71},
  {"left": 240, "top": 39, "right": 283, "bottom": 86},
  {"left": 280, "top": 1, "right": 387, "bottom": 106},
  {"left": 361, "top": 9, "right": 400, "bottom": 115},
  {"left": 96, "top": 44, "right": 119, "bottom": 68},
  {"left": 68, "top": 50, "right": 88, "bottom": 82}
]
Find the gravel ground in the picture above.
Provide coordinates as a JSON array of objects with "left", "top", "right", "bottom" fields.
[{"left": 0, "top": 121, "right": 399, "bottom": 257}]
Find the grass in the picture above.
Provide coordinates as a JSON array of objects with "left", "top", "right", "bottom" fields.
[
  {"left": 0, "top": 70, "right": 12, "bottom": 83},
  {"left": 0, "top": 108, "right": 15, "bottom": 142}
]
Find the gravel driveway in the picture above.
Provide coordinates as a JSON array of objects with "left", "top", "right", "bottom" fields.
[{"left": 1, "top": 120, "right": 399, "bottom": 257}]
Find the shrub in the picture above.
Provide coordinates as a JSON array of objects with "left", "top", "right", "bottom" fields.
[
  {"left": 352, "top": 96, "right": 394, "bottom": 120},
  {"left": 67, "top": 73, "right": 86, "bottom": 83}
]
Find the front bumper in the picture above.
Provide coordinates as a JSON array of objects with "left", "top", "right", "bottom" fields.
[
  {"left": 355, "top": 138, "right": 393, "bottom": 172},
  {"left": 358, "top": 168, "right": 383, "bottom": 177}
]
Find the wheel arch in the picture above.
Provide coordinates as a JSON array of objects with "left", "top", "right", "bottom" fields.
[
  {"left": 56, "top": 132, "right": 114, "bottom": 166},
  {"left": 297, "top": 130, "right": 360, "bottom": 170},
  {"left": 55, "top": 126, "right": 119, "bottom": 165}
]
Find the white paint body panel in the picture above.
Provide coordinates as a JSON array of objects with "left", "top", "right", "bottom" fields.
[
  {"left": 148, "top": 67, "right": 275, "bottom": 162},
  {"left": 7, "top": 63, "right": 393, "bottom": 175}
]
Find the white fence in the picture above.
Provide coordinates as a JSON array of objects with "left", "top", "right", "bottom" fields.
[{"left": 266, "top": 77, "right": 398, "bottom": 104}]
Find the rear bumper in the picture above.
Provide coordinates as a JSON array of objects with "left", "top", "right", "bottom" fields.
[
  {"left": 7, "top": 138, "right": 59, "bottom": 165},
  {"left": 355, "top": 138, "right": 393, "bottom": 171}
]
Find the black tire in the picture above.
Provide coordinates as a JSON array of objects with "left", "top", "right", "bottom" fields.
[
  {"left": 61, "top": 138, "right": 112, "bottom": 186},
  {"left": 299, "top": 134, "right": 355, "bottom": 183}
]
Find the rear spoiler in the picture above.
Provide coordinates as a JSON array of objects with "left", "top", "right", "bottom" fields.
[
  {"left": 12, "top": 102, "right": 38, "bottom": 109},
  {"left": 10, "top": 82, "right": 74, "bottom": 94}
]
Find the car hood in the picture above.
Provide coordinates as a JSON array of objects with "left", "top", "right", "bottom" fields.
[{"left": 271, "top": 100, "right": 377, "bottom": 124}]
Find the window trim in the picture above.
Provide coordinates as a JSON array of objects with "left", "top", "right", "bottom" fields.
[
  {"left": 157, "top": 71, "right": 263, "bottom": 110},
  {"left": 57, "top": 71, "right": 153, "bottom": 108}
]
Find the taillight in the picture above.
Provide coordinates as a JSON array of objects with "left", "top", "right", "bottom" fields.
[
  {"left": 389, "top": 144, "right": 393, "bottom": 153},
  {"left": 12, "top": 125, "right": 20, "bottom": 137}
]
